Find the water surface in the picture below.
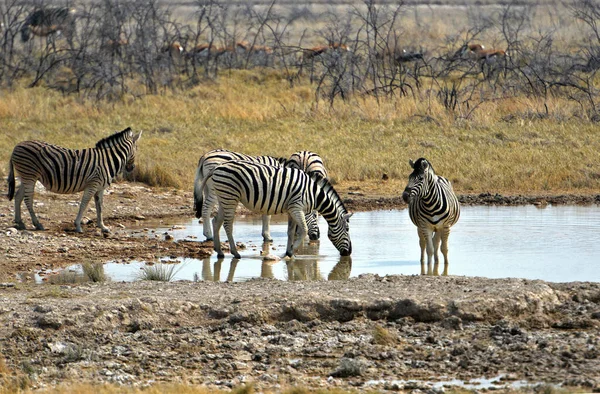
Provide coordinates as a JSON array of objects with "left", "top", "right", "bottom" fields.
[{"left": 97, "top": 205, "right": 600, "bottom": 283}]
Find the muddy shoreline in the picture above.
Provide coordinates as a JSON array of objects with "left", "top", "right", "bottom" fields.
[
  {"left": 1, "top": 182, "right": 599, "bottom": 391},
  {"left": 1, "top": 277, "right": 599, "bottom": 391}
]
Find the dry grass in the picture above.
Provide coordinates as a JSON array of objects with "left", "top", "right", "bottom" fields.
[
  {"left": 1, "top": 70, "right": 600, "bottom": 195},
  {"left": 372, "top": 325, "right": 398, "bottom": 345}
]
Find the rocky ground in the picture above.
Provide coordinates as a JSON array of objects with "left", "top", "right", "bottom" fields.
[{"left": 0, "top": 181, "right": 599, "bottom": 392}]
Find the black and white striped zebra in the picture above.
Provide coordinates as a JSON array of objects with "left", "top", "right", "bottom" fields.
[
  {"left": 20, "top": 7, "right": 77, "bottom": 43},
  {"left": 197, "top": 160, "right": 352, "bottom": 259},
  {"left": 193, "top": 149, "right": 320, "bottom": 242},
  {"left": 287, "top": 151, "right": 328, "bottom": 179},
  {"left": 286, "top": 150, "right": 328, "bottom": 240},
  {"left": 7, "top": 127, "right": 142, "bottom": 233},
  {"left": 402, "top": 158, "right": 460, "bottom": 276}
]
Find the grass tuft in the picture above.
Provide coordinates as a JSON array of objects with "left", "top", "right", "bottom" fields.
[
  {"left": 138, "top": 263, "right": 183, "bottom": 282},
  {"left": 372, "top": 325, "right": 398, "bottom": 346},
  {"left": 125, "top": 161, "right": 180, "bottom": 188},
  {"left": 81, "top": 262, "right": 107, "bottom": 283}
]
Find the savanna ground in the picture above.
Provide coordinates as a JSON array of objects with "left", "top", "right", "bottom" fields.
[{"left": 1, "top": 0, "right": 600, "bottom": 392}]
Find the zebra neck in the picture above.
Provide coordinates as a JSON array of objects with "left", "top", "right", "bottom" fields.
[
  {"left": 94, "top": 139, "right": 129, "bottom": 178},
  {"left": 313, "top": 182, "right": 346, "bottom": 223}
]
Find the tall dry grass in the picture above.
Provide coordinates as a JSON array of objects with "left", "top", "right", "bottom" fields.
[{"left": 1, "top": 70, "right": 599, "bottom": 195}]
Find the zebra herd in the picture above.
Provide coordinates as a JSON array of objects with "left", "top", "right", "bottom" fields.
[{"left": 6, "top": 129, "right": 461, "bottom": 275}]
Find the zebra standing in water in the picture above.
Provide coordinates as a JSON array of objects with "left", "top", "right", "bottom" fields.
[
  {"left": 193, "top": 149, "right": 320, "bottom": 241},
  {"left": 7, "top": 128, "right": 142, "bottom": 233},
  {"left": 402, "top": 158, "right": 460, "bottom": 276},
  {"left": 287, "top": 150, "right": 328, "bottom": 240},
  {"left": 197, "top": 161, "right": 352, "bottom": 259},
  {"left": 20, "top": 7, "right": 77, "bottom": 43}
]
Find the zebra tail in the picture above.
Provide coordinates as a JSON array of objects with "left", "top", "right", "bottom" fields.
[
  {"left": 194, "top": 164, "right": 216, "bottom": 219},
  {"left": 7, "top": 159, "right": 15, "bottom": 201}
]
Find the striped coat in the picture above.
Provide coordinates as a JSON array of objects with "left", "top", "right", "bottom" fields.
[
  {"left": 402, "top": 158, "right": 460, "bottom": 276},
  {"left": 7, "top": 127, "right": 141, "bottom": 233},
  {"left": 198, "top": 160, "right": 352, "bottom": 259}
]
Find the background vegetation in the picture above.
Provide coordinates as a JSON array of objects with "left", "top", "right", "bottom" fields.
[{"left": 1, "top": 0, "right": 600, "bottom": 195}]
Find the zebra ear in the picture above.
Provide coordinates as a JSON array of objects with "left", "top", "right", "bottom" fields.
[
  {"left": 343, "top": 212, "right": 353, "bottom": 221},
  {"left": 133, "top": 131, "right": 142, "bottom": 142},
  {"left": 409, "top": 159, "right": 415, "bottom": 169}
]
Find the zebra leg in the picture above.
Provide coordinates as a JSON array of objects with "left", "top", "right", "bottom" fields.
[
  {"left": 418, "top": 228, "right": 434, "bottom": 275},
  {"left": 226, "top": 257, "right": 239, "bottom": 282},
  {"left": 22, "top": 180, "right": 44, "bottom": 231},
  {"left": 440, "top": 227, "right": 451, "bottom": 276},
  {"left": 74, "top": 188, "right": 95, "bottom": 233},
  {"left": 222, "top": 213, "right": 240, "bottom": 259},
  {"left": 94, "top": 190, "right": 110, "bottom": 233},
  {"left": 202, "top": 257, "right": 213, "bottom": 281},
  {"left": 202, "top": 189, "right": 218, "bottom": 241},
  {"left": 261, "top": 214, "right": 273, "bottom": 242},
  {"left": 285, "top": 209, "right": 308, "bottom": 258},
  {"left": 417, "top": 229, "right": 426, "bottom": 275},
  {"left": 432, "top": 230, "right": 442, "bottom": 276},
  {"left": 13, "top": 182, "right": 27, "bottom": 230},
  {"left": 212, "top": 207, "right": 225, "bottom": 258}
]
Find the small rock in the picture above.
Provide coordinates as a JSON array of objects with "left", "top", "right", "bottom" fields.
[
  {"left": 57, "top": 247, "right": 69, "bottom": 253},
  {"left": 6, "top": 228, "right": 18, "bottom": 236},
  {"left": 37, "top": 313, "right": 63, "bottom": 329},
  {"left": 134, "top": 215, "right": 146, "bottom": 221}
]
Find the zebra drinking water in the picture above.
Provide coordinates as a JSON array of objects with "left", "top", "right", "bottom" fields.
[
  {"left": 193, "top": 149, "right": 320, "bottom": 242},
  {"left": 402, "top": 158, "right": 460, "bottom": 276},
  {"left": 197, "top": 160, "right": 352, "bottom": 259},
  {"left": 7, "top": 127, "right": 142, "bottom": 233}
]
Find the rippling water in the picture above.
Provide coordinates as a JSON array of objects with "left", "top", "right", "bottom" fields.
[{"left": 66, "top": 205, "right": 600, "bottom": 283}]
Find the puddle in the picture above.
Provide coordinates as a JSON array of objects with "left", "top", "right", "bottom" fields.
[
  {"left": 366, "top": 374, "right": 536, "bottom": 390},
  {"left": 40, "top": 205, "right": 600, "bottom": 283}
]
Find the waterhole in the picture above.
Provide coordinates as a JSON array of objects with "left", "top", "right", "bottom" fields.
[{"left": 46, "top": 205, "right": 600, "bottom": 283}]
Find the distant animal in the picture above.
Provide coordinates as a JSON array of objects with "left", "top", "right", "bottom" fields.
[
  {"left": 7, "top": 128, "right": 142, "bottom": 233},
  {"left": 20, "top": 7, "right": 77, "bottom": 42},
  {"left": 101, "top": 36, "right": 128, "bottom": 57},
  {"left": 193, "top": 149, "right": 321, "bottom": 243},
  {"left": 456, "top": 43, "right": 506, "bottom": 77},
  {"left": 402, "top": 158, "right": 460, "bottom": 276},
  {"left": 395, "top": 49, "right": 424, "bottom": 63},
  {"left": 236, "top": 41, "right": 273, "bottom": 55},
  {"left": 302, "top": 42, "right": 350, "bottom": 62},
  {"left": 197, "top": 160, "right": 352, "bottom": 259},
  {"left": 162, "top": 41, "right": 184, "bottom": 58}
]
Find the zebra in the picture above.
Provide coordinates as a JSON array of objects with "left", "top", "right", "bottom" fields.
[
  {"left": 287, "top": 150, "right": 328, "bottom": 240},
  {"left": 193, "top": 149, "right": 320, "bottom": 242},
  {"left": 402, "top": 158, "right": 460, "bottom": 276},
  {"left": 20, "top": 7, "right": 77, "bottom": 43},
  {"left": 7, "top": 127, "right": 142, "bottom": 233},
  {"left": 197, "top": 160, "right": 352, "bottom": 259}
]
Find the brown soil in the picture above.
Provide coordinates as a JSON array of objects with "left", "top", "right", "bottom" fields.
[{"left": 1, "top": 181, "right": 599, "bottom": 392}]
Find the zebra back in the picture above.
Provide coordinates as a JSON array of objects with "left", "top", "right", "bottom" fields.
[
  {"left": 194, "top": 149, "right": 286, "bottom": 217},
  {"left": 287, "top": 151, "right": 328, "bottom": 179},
  {"left": 403, "top": 158, "right": 460, "bottom": 228},
  {"left": 9, "top": 127, "right": 140, "bottom": 195}
]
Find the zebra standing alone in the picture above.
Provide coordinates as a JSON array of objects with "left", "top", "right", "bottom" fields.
[
  {"left": 20, "top": 7, "right": 77, "bottom": 43},
  {"left": 197, "top": 160, "right": 352, "bottom": 259},
  {"left": 7, "top": 127, "right": 142, "bottom": 233},
  {"left": 193, "top": 149, "right": 320, "bottom": 242},
  {"left": 402, "top": 158, "right": 460, "bottom": 276}
]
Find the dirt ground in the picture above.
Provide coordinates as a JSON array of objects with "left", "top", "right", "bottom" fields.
[{"left": 1, "top": 181, "right": 600, "bottom": 392}]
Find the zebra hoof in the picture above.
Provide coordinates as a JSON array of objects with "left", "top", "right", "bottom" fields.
[
  {"left": 101, "top": 228, "right": 111, "bottom": 234},
  {"left": 232, "top": 253, "right": 241, "bottom": 259},
  {"left": 217, "top": 253, "right": 225, "bottom": 258},
  {"left": 205, "top": 237, "right": 214, "bottom": 242},
  {"left": 35, "top": 225, "right": 45, "bottom": 231},
  {"left": 14, "top": 222, "right": 26, "bottom": 230},
  {"left": 262, "top": 237, "right": 273, "bottom": 243}
]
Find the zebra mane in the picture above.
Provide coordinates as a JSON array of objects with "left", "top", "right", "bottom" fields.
[
  {"left": 316, "top": 176, "right": 348, "bottom": 214},
  {"left": 95, "top": 127, "right": 132, "bottom": 149}
]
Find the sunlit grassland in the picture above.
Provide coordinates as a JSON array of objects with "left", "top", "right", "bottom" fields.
[{"left": 1, "top": 69, "right": 599, "bottom": 195}]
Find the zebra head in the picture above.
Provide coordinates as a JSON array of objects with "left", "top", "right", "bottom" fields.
[
  {"left": 328, "top": 211, "right": 352, "bottom": 256},
  {"left": 125, "top": 129, "right": 142, "bottom": 172},
  {"left": 305, "top": 211, "right": 320, "bottom": 241},
  {"left": 402, "top": 158, "right": 435, "bottom": 203}
]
